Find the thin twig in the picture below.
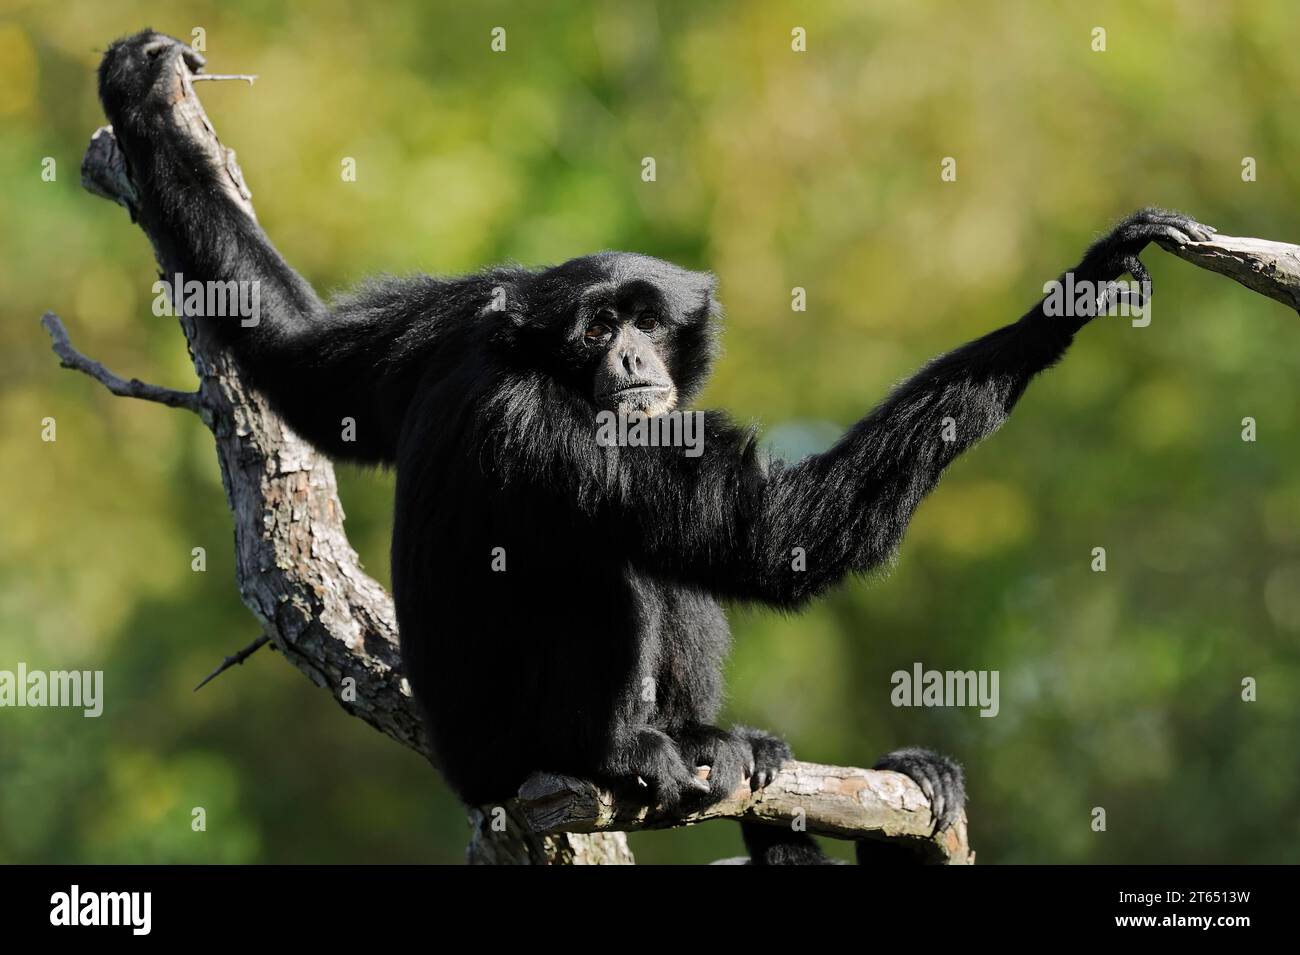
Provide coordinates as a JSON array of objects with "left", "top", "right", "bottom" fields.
[
  {"left": 194, "top": 634, "right": 271, "bottom": 691},
  {"left": 41, "top": 312, "right": 202, "bottom": 412},
  {"left": 191, "top": 73, "right": 257, "bottom": 85}
]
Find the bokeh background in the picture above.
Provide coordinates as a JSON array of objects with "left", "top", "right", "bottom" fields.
[{"left": 2, "top": 0, "right": 1298, "bottom": 864}]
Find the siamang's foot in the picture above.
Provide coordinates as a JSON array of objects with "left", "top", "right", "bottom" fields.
[
  {"left": 608, "top": 727, "right": 710, "bottom": 813},
  {"left": 674, "top": 724, "right": 754, "bottom": 803},
  {"left": 672, "top": 723, "right": 793, "bottom": 803},
  {"left": 732, "top": 725, "right": 793, "bottom": 792},
  {"left": 873, "top": 747, "right": 965, "bottom": 835},
  {"left": 1082, "top": 208, "right": 1217, "bottom": 291}
]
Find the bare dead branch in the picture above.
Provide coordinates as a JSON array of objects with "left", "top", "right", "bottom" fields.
[
  {"left": 191, "top": 73, "right": 257, "bottom": 85},
  {"left": 41, "top": 312, "right": 202, "bottom": 412},
  {"left": 513, "top": 762, "right": 973, "bottom": 864},
  {"left": 68, "top": 50, "right": 426, "bottom": 763},
  {"left": 1159, "top": 233, "right": 1300, "bottom": 314},
  {"left": 60, "top": 48, "right": 625, "bottom": 865}
]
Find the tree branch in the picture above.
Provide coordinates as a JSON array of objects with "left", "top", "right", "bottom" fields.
[
  {"left": 71, "top": 53, "right": 420, "bottom": 749},
  {"left": 193, "top": 634, "right": 271, "bottom": 691},
  {"left": 62, "top": 49, "right": 626, "bottom": 865},
  {"left": 1159, "top": 233, "right": 1300, "bottom": 314},
  {"left": 513, "top": 762, "right": 974, "bottom": 864},
  {"left": 41, "top": 312, "right": 202, "bottom": 412}
]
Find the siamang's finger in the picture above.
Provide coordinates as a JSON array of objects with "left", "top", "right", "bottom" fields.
[
  {"left": 1123, "top": 255, "right": 1152, "bottom": 302},
  {"left": 1144, "top": 210, "right": 1217, "bottom": 242},
  {"left": 1153, "top": 226, "right": 1194, "bottom": 247}
]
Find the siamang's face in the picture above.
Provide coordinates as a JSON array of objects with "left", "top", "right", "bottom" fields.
[
  {"left": 526, "top": 253, "right": 720, "bottom": 417},
  {"left": 582, "top": 281, "right": 680, "bottom": 416}
]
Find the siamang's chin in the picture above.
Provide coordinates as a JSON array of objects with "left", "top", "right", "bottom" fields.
[{"left": 601, "top": 385, "right": 677, "bottom": 417}]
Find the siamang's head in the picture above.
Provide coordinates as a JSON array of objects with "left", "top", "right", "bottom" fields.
[{"left": 510, "top": 253, "right": 721, "bottom": 416}]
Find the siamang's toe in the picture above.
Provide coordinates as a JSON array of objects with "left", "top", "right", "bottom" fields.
[
  {"left": 1129, "top": 208, "right": 1217, "bottom": 245},
  {"left": 1147, "top": 209, "right": 1216, "bottom": 242},
  {"left": 674, "top": 725, "right": 753, "bottom": 803},
  {"left": 622, "top": 729, "right": 711, "bottom": 813},
  {"left": 733, "top": 726, "right": 793, "bottom": 793},
  {"left": 873, "top": 747, "right": 966, "bottom": 835},
  {"left": 638, "top": 763, "right": 710, "bottom": 813}
]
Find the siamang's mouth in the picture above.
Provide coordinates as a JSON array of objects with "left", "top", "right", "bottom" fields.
[
  {"left": 596, "top": 383, "right": 676, "bottom": 414},
  {"left": 602, "top": 385, "right": 670, "bottom": 400}
]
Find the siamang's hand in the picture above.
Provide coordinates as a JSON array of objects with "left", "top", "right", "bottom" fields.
[
  {"left": 873, "top": 746, "right": 966, "bottom": 836},
  {"left": 98, "top": 30, "right": 206, "bottom": 126},
  {"left": 1080, "top": 207, "right": 1217, "bottom": 293}
]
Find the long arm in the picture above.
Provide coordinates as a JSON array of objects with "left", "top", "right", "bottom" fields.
[
  {"left": 97, "top": 31, "right": 487, "bottom": 464},
  {"left": 745, "top": 303, "right": 1074, "bottom": 605},
  {"left": 616, "top": 209, "right": 1216, "bottom": 606}
]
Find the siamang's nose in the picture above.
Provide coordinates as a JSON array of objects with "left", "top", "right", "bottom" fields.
[{"left": 620, "top": 350, "right": 643, "bottom": 375}]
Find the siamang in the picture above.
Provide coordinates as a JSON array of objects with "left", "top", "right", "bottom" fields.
[{"left": 97, "top": 30, "right": 1215, "bottom": 864}]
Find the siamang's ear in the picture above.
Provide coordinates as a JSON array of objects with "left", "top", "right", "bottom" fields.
[
  {"left": 692, "top": 271, "right": 721, "bottom": 322},
  {"left": 477, "top": 280, "right": 527, "bottom": 325},
  {"left": 702, "top": 271, "right": 719, "bottom": 298},
  {"left": 671, "top": 271, "right": 723, "bottom": 406}
]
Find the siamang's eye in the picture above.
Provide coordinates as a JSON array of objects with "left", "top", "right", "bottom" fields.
[
  {"left": 584, "top": 321, "right": 611, "bottom": 342},
  {"left": 635, "top": 317, "right": 659, "bottom": 332}
]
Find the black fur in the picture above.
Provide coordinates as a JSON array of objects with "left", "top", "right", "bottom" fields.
[{"left": 98, "top": 31, "right": 1216, "bottom": 864}]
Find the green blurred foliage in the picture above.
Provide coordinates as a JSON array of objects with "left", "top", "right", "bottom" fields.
[{"left": 1, "top": 0, "right": 1298, "bottom": 864}]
